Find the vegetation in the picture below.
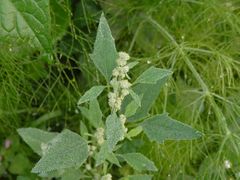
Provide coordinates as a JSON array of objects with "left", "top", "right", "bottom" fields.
[{"left": 0, "top": 0, "right": 240, "bottom": 179}]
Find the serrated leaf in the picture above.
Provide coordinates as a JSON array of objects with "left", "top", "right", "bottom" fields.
[
  {"left": 134, "top": 66, "right": 172, "bottom": 84},
  {"left": 106, "top": 113, "right": 124, "bottom": 152},
  {"left": 77, "top": 85, "right": 105, "bottom": 105},
  {"left": 0, "top": 0, "right": 52, "bottom": 52},
  {"left": 80, "top": 99, "right": 103, "bottom": 128},
  {"left": 129, "top": 90, "right": 141, "bottom": 107},
  {"left": 120, "top": 153, "right": 157, "bottom": 172},
  {"left": 17, "top": 128, "right": 58, "bottom": 156},
  {"left": 141, "top": 113, "right": 202, "bottom": 143},
  {"left": 32, "top": 129, "right": 88, "bottom": 173},
  {"left": 90, "top": 13, "right": 118, "bottom": 82},
  {"left": 120, "top": 174, "right": 152, "bottom": 180}
]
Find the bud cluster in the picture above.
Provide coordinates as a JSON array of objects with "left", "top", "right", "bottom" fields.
[
  {"left": 94, "top": 127, "right": 105, "bottom": 145},
  {"left": 108, "top": 52, "right": 131, "bottom": 112}
]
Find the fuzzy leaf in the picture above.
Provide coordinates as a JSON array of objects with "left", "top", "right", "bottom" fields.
[
  {"left": 90, "top": 13, "right": 118, "bottom": 82},
  {"left": 106, "top": 113, "right": 124, "bottom": 152},
  {"left": 0, "top": 0, "right": 52, "bottom": 52},
  {"left": 77, "top": 85, "right": 105, "bottom": 105},
  {"left": 141, "top": 113, "right": 202, "bottom": 143},
  {"left": 80, "top": 99, "right": 103, "bottom": 128},
  {"left": 95, "top": 141, "right": 109, "bottom": 166},
  {"left": 17, "top": 128, "right": 57, "bottom": 156},
  {"left": 134, "top": 66, "right": 172, "bottom": 84},
  {"left": 32, "top": 129, "right": 88, "bottom": 173},
  {"left": 120, "top": 153, "right": 157, "bottom": 172},
  {"left": 122, "top": 74, "right": 170, "bottom": 121},
  {"left": 129, "top": 90, "right": 141, "bottom": 107}
]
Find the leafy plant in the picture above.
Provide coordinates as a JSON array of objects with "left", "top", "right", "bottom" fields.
[{"left": 18, "top": 13, "right": 201, "bottom": 179}]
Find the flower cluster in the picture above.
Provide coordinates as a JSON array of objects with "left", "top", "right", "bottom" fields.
[
  {"left": 88, "top": 145, "right": 97, "bottom": 156},
  {"left": 94, "top": 127, "right": 105, "bottom": 145},
  {"left": 120, "top": 114, "right": 128, "bottom": 134},
  {"left": 101, "top": 173, "right": 112, "bottom": 180},
  {"left": 108, "top": 52, "right": 131, "bottom": 112}
]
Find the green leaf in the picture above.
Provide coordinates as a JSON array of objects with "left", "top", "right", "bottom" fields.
[
  {"left": 120, "top": 174, "right": 152, "bottom": 180},
  {"left": 17, "top": 128, "right": 58, "bottom": 156},
  {"left": 80, "top": 99, "right": 103, "bottom": 128},
  {"left": 79, "top": 121, "right": 88, "bottom": 140},
  {"left": 32, "top": 129, "right": 88, "bottom": 173},
  {"left": 128, "top": 61, "right": 139, "bottom": 69},
  {"left": 106, "top": 113, "right": 124, "bottom": 152},
  {"left": 134, "top": 66, "right": 172, "bottom": 84},
  {"left": 77, "top": 85, "right": 105, "bottom": 105},
  {"left": 125, "top": 100, "right": 140, "bottom": 118},
  {"left": 95, "top": 141, "right": 109, "bottom": 166},
  {"left": 126, "top": 126, "right": 143, "bottom": 139},
  {"left": 122, "top": 73, "right": 170, "bottom": 121},
  {"left": 0, "top": 0, "right": 52, "bottom": 52},
  {"left": 141, "top": 113, "right": 202, "bottom": 143},
  {"left": 120, "top": 153, "right": 157, "bottom": 172},
  {"left": 107, "top": 153, "right": 121, "bottom": 167},
  {"left": 90, "top": 13, "right": 118, "bottom": 82},
  {"left": 8, "top": 153, "right": 31, "bottom": 175},
  {"left": 129, "top": 90, "right": 141, "bottom": 107}
]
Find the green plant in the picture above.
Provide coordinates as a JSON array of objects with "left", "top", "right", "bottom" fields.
[{"left": 17, "top": 13, "right": 201, "bottom": 179}]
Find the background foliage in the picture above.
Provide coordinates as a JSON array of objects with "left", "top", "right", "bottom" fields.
[{"left": 0, "top": 0, "right": 240, "bottom": 179}]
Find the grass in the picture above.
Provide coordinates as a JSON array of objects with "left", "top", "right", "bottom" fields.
[{"left": 0, "top": 0, "right": 240, "bottom": 179}]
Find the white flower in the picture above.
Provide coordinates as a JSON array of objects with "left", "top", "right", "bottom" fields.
[
  {"left": 120, "top": 80, "right": 131, "bottom": 89},
  {"left": 122, "top": 65, "right": 129, "bottom": 73},
  {"left": 120, "top": 114, "right": 127, "bottom": 124},
  {"left": 95, "top": 128, "right": 105, "bottom": 145},
  {"left": 114, "top": 97, "right": 122, "bottom": 111},
  {"left": 117, "top": 58, "right": 127, "bottom": 67},
  {"left": 121, "top": 89, "right": 130, "bottom": 97},
  {"left": 119, "top": 52, "right": 130, "bottom": 61},
  {"left": 224, "top": 160, "right": 231, "bottom": 169},
  {"left": 112, "top": 68, "right": 119, "bottom": 77},
  {"left": 101, "top": 174, "right": 112, "bottom": 180},
  {"left": 86, "top": 164, "right": 92, "bottom": 170}
]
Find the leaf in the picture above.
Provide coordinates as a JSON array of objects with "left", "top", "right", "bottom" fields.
[
  {"left": 141, "top": 113, "right": 202, "bottom": 143},
  {"left": 106, "top": 113, "right": 124, "bottom": 152},
  {"left": 77, "top": 85, "right": 105, "bottom": 105},
  {"left": 120, "top": 153, "right": 157, "bottom": 172},
  {"left": 129, "top": 90, "right": 141, "bottom": 107},
  {"left": 95, "top": 141, "right": 109, "bottom": 166},
  {"left": 128, "top": 61, "right": 139, "bottom": 69},
  {"left": 107, "top": 153, "right": 121, "bottom": 167},
  {"left": 134, "top": 66, "right": 172, "bottom": 84},
  {"left": 120, "top": 174, "right": 153, "bottom": 180},
  {"left": 126, "top": 126, "right": 143, "bottom": 139},
  {"left": 31, "top": 129, "right": 88, "bottom": 173},
  {"left": 17, "top": 128, "right": 58, "bottom": 156},
  {"left": 90, "top": 13, "right": 118, "bottom": 82},
  {"left": 125, "top": 100, "right": 140, "bottom": 118},
  {"left": 8, "top": 153, "right": 31, "bottom": 175},
  {"left": 121, "top": 74, "right": 170, "bottom": 121},
  {"left": 79, "top": 121, "right": 88, "bottom": 140},
  {"left": 80, "top": 99, "right": 103, "bottom": 128},
  {"left": 0, "top": 0, "right": 52, "bottom": 52}
]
